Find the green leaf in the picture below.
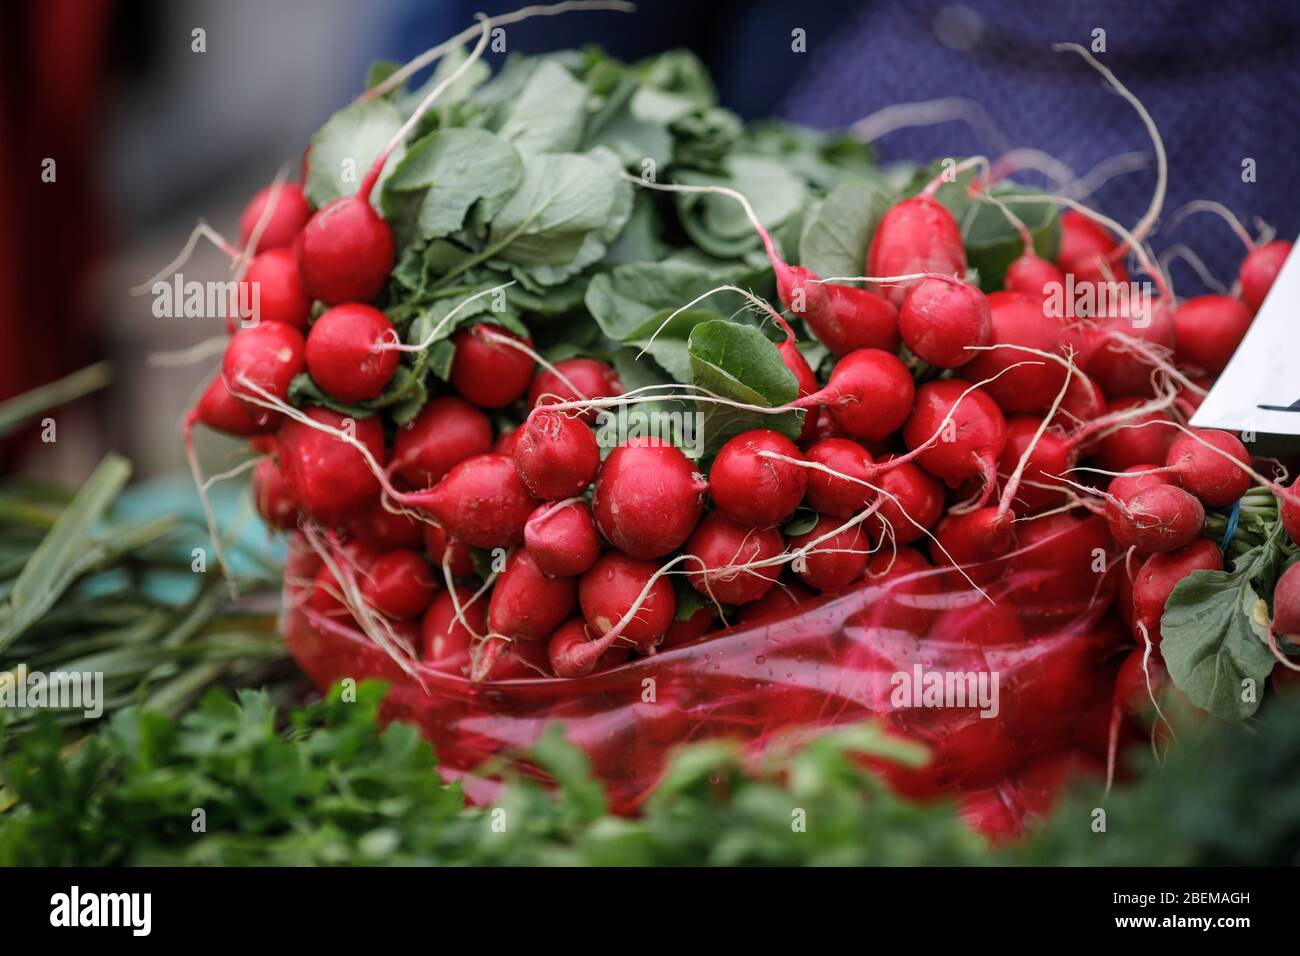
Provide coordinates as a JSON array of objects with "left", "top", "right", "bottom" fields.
[
  {"left": 0, "top": 454, "right": 131, "bottom": 652},
  {"left": 585, "top": 260, "right": 757, "bottom": 342},
  {"left": 1162, "top": 538, "right": 1284, "bottom": 721},
  {"left": 0, "top": 363, "right": 111, "bottom": 440},
  {"left": 675, "top": 155, "right": 808, "bottom": 259},
  {"left": 498, "top": 60, "right": 588, "bottom": 156},
  {"left": 798, "top": 181, "right": 887, "bottom": 280},
  {"left": 687, "top": 320, "right": 801, "bottom": 455},
  {"left": 625, "top": 308, "right": 728, "bottom": 382},
  {"left": 306, "top": 98, "right": 405, "bottom": 210},
  {"left": 381, "top": 129, "right": 523, "bottom": 245}
]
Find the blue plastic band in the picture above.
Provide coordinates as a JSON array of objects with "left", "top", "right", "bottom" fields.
[{"left": 1220, "top": 498, "right": 1242, "bottom": 554}]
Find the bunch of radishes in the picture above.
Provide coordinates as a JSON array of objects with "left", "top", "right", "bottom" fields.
[{"left": 173, "top": 15, "right": 1300, "bottom": 741}]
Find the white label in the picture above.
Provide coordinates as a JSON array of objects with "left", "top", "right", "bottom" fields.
[{"left": 1192, "top": 241, "right": 1300, "bottom": 436}]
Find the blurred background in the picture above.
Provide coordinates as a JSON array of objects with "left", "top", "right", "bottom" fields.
[{"left": 4, "top": 0, "right": 1298, "bottom": 483}]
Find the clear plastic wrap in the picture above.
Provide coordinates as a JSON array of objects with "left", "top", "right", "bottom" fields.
[{"left": 284, "top": 514, "right": 1126, "bottom": 814}]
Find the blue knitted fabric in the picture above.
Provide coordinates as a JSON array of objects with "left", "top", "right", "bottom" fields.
[{"left": 779, "top": 0, "right": 1300, "bottom": 294}]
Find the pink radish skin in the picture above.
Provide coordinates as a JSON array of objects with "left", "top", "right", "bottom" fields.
[
  {"left": 867, "top": 195, "right": 967, "bottom": 306},
  {"left": 963, "top": 291, "right": 1068, "bottom": 414},
  {"left": 1282, "top": 484, "right": 1300, "bottom": 545},
  {"left": 898, "top": 277, "right": 992, "bottom": 369},
  {"left": 1106, "top": 483, "right": 1205, "bottom": 553},
  {"left": 735, "top": 579, "right": 817, "bottom": 625},
  {"left": 709, "top": 429, "right": 807, "bottom": 528},
  {"left": 1273, "top": 564, "right": 1300, "bottom": 636},
  {"left": 769, "top": 314, "right": 821, "bottom": 441},
  {"left": 239, "top": 182, "right": 312, "bottom": 253},
  {"left": 237, "top": 247, "right": 312, "bottom": 330},
  {"left": 493, "top": 429, "right": 519, "bottom": 457},
  {"left": 305, "top": 304, "right": 399, "bottom": 402},
  {"left": 253, "top": 458, "right": 298, "bottom": 530},
  {"left": 1055, "top": 210, "right": 1129, "bottom": 288},
  {"left": 1049, "top": 371, "right": 1106, "bottom": 431},
  {"left": 423, "top": 523, "right": 474, "bottom": 578},
  {"left": 1114, "top": 648, "right": 1168, "bottom": 714},
  {"left": 488, "top": 550, "right": 578, "bottom": 642},
  {"left": 1082, "top": 299, "right": 1177, "bottom": 398},
  {"left": 1239, "top": 240, "right": 1292, "bottom": 313},
  {"left": 512, "top": 410, "right": 600, "bottom": 501},
  {"left": 776, "top": 265, "right": 900, "bottom": 357},
  {"left": 421, "top": 587, "right": 481, "bottom": 672},
  {"left": 524, "top": 500, "right": 601, "bottom": 578},
  {"left": 450, "top": 324, "right": 534, "bottom": 409},
  {"left": 547, "top": 618, "right": 630, "bottom": 678},
  {"left": 682, "top": 511, "right": 784, "bottom": 605},
  {"left": 787, "top": 514, "right": 869, "bottom": 592},
  {"left": 931, "top": 507, "right": 1015, "bottom": 576},
  {"left": 1164, "top": 429, "right": 1250, "bottom": 508},
  {"left": 348, "top": 499, "right": 424, "bottom": 551},
  {"left": 869, "top": 458, "right": 944, "bottom": 544},
  {"left": 661, "top": 605, "right": 719, "bottom": 648},
  {"left": 392, "top": 396, "right": 493, "bottom": 488},
  {"left": 294, "top": 195, "right": 395, "bottom": 305},
  {"left": 579, "top": 552, "right": 676, "bottom": 653},
  {"left": 592, "top": 438, "right": 707, "bottom": 559},
  {"left": 1003, "top": 253, "right": 1066, "bottom": 300},
  {"left": 194, "top": 374, "right": 279, "bottom": 436},
  {"left": 804, "top": 438, "right": 875, "bottom": 517},
  {"left": 361, "top": 550, "right": 437, "bottom": 620},
  {"left": 1172, "top": 295, "right": 1253, "bottom": 375},
  {"left": 1107, "top": 462, "right": 1174, "bottom": 501},
  {"left": 528, "top": 357, "right": 623, "bottom": 423},
  {"left": 1131, "top": 538, "right": 1222, "bottom": 645},
  {"left": 1090, "top": 397, "right": 1176, "bottom": 472},
  {"left": 799, "top": 348, "right": 914, "bottom": 442},
  {"left": 407, "top": 453, "right": 540, "bottom": 549},
  {"left": 277, "top": 407, "right": 386, "bottom": 525},
  {"left": 997, "top": 417, "right": 1075, "bottom": 516},
  {"left": 223, "top": 321, "right": 306, "bottom": 411},
  {"left": 902, "top": 379, "right": 1007, "bottom": 488}
]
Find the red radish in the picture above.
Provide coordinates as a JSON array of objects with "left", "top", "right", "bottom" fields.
[
  {"left": 791, "top": 278, "right": 900, "bottom": 356},
  {"left": 682, "top": 511, "right": 784, "bottom": 605},
  {"left": 1049, "top": 370, "right": 1106, "bottom": 430},
  {"left": 661, "top": 605, "right": 719, "bottom": 648},
  {"left": 902, "top": 379, "right": 1007, "bottom": 490},
  {"left": 1105, "top": 482, "right": 1205, "bottom": 553},
  {"left": 803, "top": 438, "right": 875, "bottom": 516},
  {"left": 735, "top": 578, "right": 817, "bottom": 624},
  {"left": 424, "top": 523, "right": 474, "bottom": 578},
  {"left": 194, "top": 374, "right": 278, "bottom": 436},
  {"left": 493, "top": 428, "right": 518, "bottom": 457},
  {"left": 304, "top": 304, "right": 399, "bottom": 402},
  {"left": 277, "top": 407, "right": 385, "bottom": 525},
  {"left": 421, "top": 587, "right": 482, "bottom": 672},
  {"left": 1055, "top": 210, "right": 1129, "bottom": 287},
  {"left": 768, "top": 313, "right": 821, "bottom": 441},
  {"left": 488, "top": 550, "right": 577, "bottom": 642},
  {"left": 479, "top": 633, "right": 554, "bottom": 680},
  {"left": 1005, "top": 512, "right": 1115, "bottom": 621},
  {"left": 938, "top": 594, "right": 1025, "bottom": 647},
  {"left": 223, "top": 321, "right": 306, "bottom": 411},
  {"left": 1239, "top": 240, "right": 1292, "bottom": 312},
  {"left": 868, "top": 458, "right": 944, "bottom": 544},
  {"left": 592, "top": 438, "right": 707, "bottom": 559},
  {"left": 931, "top": 507, "right": 1015, "bottom": 575},
  {"left": 547, "top": 618, "right": 630, "bottom": 678},
  {"left": 361, "top": 549, "right": 437, "bottom": 620},
  {"left": 898, "top": 277, "right": 991, "bottom": 368},
  {"left": 787, "top": 514, "right": 868, "bottom": 592},
  {"left": 253, "top": 458, "right": 298, "bottom": 529},
  {"left": 856, "top": 546, "right": 938, "bottom": 634},
  {"left": 512, "top": 410, "right": 599, "bottom": 500},
  {"left": 963, "top": 291, "right": 1068, "bottom": 413},
  {"left": 709, "top": 429, "right": 807, "bottom": 528},
  {"left": 1082, "top": 299, "right": 1177, "bottom": 398},
  {"left": 866, "top": 195, "right": 967, "bottom": 306},
  {"left": 307, "top": 564, "right": 350, "bottom": 619},
  {"left": 1272, "top": 563, "right": 1300, "bottom": 637},
  {"left": 1163, "top": 429, "right": 1250, "bottom": 508},
  {"left": 407, "top": 453, "right": 539, "bottom": 549},
  {"left": 1115, "top": 647, "right": 1168, "bottom": 714},
  {"left": 1282, "top": 483, "right": 1300, "bottom": 545},
  {"left": 294, "top": 194, "right": 395, "bottom": 305},
  {"left": 1003, "top": 252, "right": 1065, "bottom": 300},
  {"left": 1107, "top": 462, "right": 1173, "bottom": 501},
  {"left": 1090, "top": 398, "right": 1176, "bottom": 472},
  {"left": 392, "top": 396, "right": 493, "bottom": 488},
  {"left": 450, "top": 324, "right": 534, "bottom": 408},
  {"left": 238, "top": 247, "right": 312, "bottom": 330},
  {"left": 1131, "top": 538, "right": 1222, "bottom": 645},
  {"left": 528, "top": 357, "right": 623, "bottom": 423},
  {"left": 798, "top": 348, "right": 914, "bottom": 442},
  {"left": 996, "top": 417, "right": 1074, "bottom": 515},
  {"left": 1173, "top": 374, "right": 1214, "bottom": 418},
  {"left": 579, "top": 551, "right": 676, "bottom": 652},
  {"left": 1172, "top": 295, "right": 1252, "bottom": 374},
  {"left": 348, "top": 499, "right": 424, "bottom": 550},
  {"left": 239, "top": 182, "right": 312, "bottom": 253},
  {"left": 524, "top": 500, "right": 601, "bottom": 578}
]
